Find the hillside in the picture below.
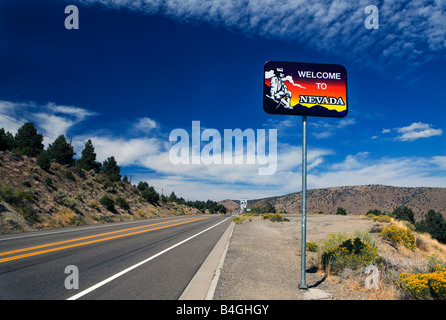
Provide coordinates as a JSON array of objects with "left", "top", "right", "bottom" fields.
[
  {"left": 217, "top": 199, "right": 239, "bottom": 212},
  {"left": 247, "top": 185, "right": 446, "bottom": 221},
  {"left": 0, "top": 151, "right": 206, "bottom": 234}
]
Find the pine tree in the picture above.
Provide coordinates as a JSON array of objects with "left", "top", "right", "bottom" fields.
[
  {"left": 14, "top": 122, "right": 44, "bottom": 156},
  {"left": 36, "top": 150, "right": 51, "bottom": 171},
  {"left": 0, "top": 128, "right": 15, "bottom": 151},
  {"left": 47, "top": 135, "right": 75, "bottom": 166},
  {"left": 169, "top": 191, "right": 178, "bottom": 202},
  {"left": 141, "top": 186, "right": 159, "bottom": 203},
  {"left": 102, "top": 156, "right": 121, "bottom": 182},
  {"left": 77, "top": 139, "right": 101, "bottom": 172},
  {"left": 393, "top": 206, "right": 415, "bottom": 224},
  {"left": 415, "top": 209, "right": 446, "bottom": 244}
]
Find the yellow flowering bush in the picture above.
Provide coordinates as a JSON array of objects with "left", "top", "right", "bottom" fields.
[
  {"left": 269, "top": 213, "right": 283, "bottom": 222},
  {"left": 321, "top": 236, "right": 379, "bottom": 274},
  {"left": 381, "top": 225, "right": 416, "bottom": 250},
  {"left": 263, "top": 213, "right": 271, "bottom": 220},
  {"left": 232, "top": 216, "right": 243, "bottom": 224},
  {"left": 398, "top": 265, "right": 446, "bottom": 300},
  {"left": 373, "top": 214, "right": 391, "bottom": 223}
]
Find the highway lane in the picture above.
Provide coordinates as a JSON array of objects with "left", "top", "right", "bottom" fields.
[{"left": 0, "top": 215, "right": 231, "bottom": 299}]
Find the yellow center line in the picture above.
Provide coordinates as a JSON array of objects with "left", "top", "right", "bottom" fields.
[
  {"left": 0, "top": 217, "right": 209, "bottom": 264},
  {"left": 0, "top": 218, "right": 192, "bottom": 257}
]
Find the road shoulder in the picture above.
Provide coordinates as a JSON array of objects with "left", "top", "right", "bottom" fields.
[{"left": 179, "top": 219, "right": 235, "bottom": 300}]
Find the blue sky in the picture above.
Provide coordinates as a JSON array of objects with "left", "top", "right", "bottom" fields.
[{"left": 0, "top": 0, "right": 445, "bottom": 201}]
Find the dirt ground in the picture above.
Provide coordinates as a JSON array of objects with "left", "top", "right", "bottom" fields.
[{"left": 213, "top": 214, "right": 379, "bottom": 300}]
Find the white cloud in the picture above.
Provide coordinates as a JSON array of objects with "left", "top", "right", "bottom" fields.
[
  {"left": 309, "top": 152, "right": 446, "bottom": 191},
  {"left": 0, "top": 100, "right": 97, "bottom": 146},
  {"left": 3, "top": 98, "right": 444, "bottom": 201},
  {"left": 132, "top": 117, "right": 159, "bottom": 133},
  {"left": 309, "top": 117, "right": 356, "bottom": 139},
  {"left": 395, "top": 122, "right": 443, "bottom": 141}
]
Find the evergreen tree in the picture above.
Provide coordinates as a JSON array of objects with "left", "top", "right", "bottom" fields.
[
  {"left": 77, "top": 139, "right": 101, "bottom": 172},
  {"left": 141, "top": 186, "right": 159, "bottom": 203},
  {"left": 393, "top": 206, "right": 415, "bottom": 224},
  {"left": 47, "top": 135, "right": 75, "bottom": 166},
  {"left": 137, "top": 181, "right": 149, "bottom": 191},
  {"left": 169, "top": 191, "right": 178, "bottom": 202},
  {"left": 14, "top": 122, "right": 44, "bottom": 156},
  {"left": 415, "top": 209, "right": 446, "bottom": 244},
  {"left": 102, "top": 156, "right": 121, "bottom": 182},
  {"left": 0, "top": 128, "right": 15, "bottom": 151},
  {"left": 36, "top": 150, "right": 51, "bottom": 171}
]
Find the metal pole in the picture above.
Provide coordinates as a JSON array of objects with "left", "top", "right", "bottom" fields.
[{"left": 299, "top": 116, "right": 308, "bottom": 289}]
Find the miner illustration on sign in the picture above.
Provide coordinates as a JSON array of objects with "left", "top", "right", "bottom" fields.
[{"left": 269, "top": 68, "right": 293, "bottom": 109}]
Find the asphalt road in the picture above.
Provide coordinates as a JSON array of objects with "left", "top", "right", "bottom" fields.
[{"left": 0, "top": 215, "right": 231, "bottom": 300}]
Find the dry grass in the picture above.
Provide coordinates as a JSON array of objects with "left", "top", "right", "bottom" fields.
[
  {"left": 315, "top": 218, "right": 446, "bottom": 300},
  {"left": 50, "top": 207, "right": 76, "bottom": 228},
  {"left": 415, "top": 232, "right": 446, "bottom": 261}
]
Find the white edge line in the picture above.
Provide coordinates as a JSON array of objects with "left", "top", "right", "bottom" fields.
[
  {"left": 205, "top": 222, "right": 234, "bottom": 300},
  {"left": 67, "top": 217, "right": 231, "bottom": 300}
]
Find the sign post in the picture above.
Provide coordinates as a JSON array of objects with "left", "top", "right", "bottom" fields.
[
  {"left": 263, "top": 61, "right": 348, "bottom": 290},
  {"left": 299, "top": 115, "right": 308, "bottom": 289},
  {"left": 240, "top": 199, "right": 247, "bottom": 220}
]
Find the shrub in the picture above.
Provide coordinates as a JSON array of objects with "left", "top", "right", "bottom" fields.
[
  {"left": 366, "top": 213, "right": 376, "bottom": 220},
  {"left": 381, "top": 225, "right": 416, "bottom": 250},
  {"left": 116, "top": 197, "right": 130, "bottom": 210},
  {"left": 60, "top": 197, "right": 77, "bottom": 209},
  {"left": 36, "top": 150, "right": 51, "bottom": 171},
  {"left": 373, "top": 214, "right": 391, "bottom": 223},
  {"left": 0, "top": 185, "right": 34, "bottom": 204},
  {"left": 89, "top": 201, "right": 99, "bottom": 210},
  {"left": 263, "top": 213, "right": 271, "bottom": 220},
  {"left": 269, "top": 213, "right": 283, "bottom": 222},
  {"left": 398, "top": 264, "right": 446, "bottom": 300},
  {"left": 306, "top": 242, "right": 318, "bottom": 252},
  {"left": 427, "top": 254, "right": 446, "bottom": 273},
  {"left": 54, "top": 190, "right": 76, "bottom": 209},
  {"left": 0, "top": 185, "right": 36, "bottom": 221},
  {"left": 100, "top": 195, "right": 115, "bottom": 211},
  {"left": 232, "top": 216, "right": 243, "bottom": 224},
  {"left": 319, "top": 233, "right": 379, "bottom": 274},
  {"left": 52, "top": 208, "right": 76, "bottom": 227},
  {"left": 62, "top": 169, "right": 76, "bottom": 182},
  {"left": 44, "top": 176, "right": 53, "bottom": 186},
  {"left": 336, "top": 207, "right": 347, "bottom": 215}
]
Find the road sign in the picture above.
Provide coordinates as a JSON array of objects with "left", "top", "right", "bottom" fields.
[
  {"left": 263, "top": 61, "right": 347, "bottom": 118},
  {"left": 240, "top": 199, "right": 247, "bottom": 209},
  {"left": 263, "top": 60, "right": 349, "bottom": 290}
]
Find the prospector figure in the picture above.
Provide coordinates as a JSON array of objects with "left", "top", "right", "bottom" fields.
[{"left": 270, "top": 68, "right": 292, "bottom": 109}]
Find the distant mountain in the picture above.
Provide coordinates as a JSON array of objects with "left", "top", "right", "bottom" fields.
[
  {"left": 218, "top": 199, "right": 239, "bottom": 211},
  {"left": 245, "top": 185, "right": 446, "bottom": 221}
]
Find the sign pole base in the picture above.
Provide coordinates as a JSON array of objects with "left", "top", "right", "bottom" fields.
[{"left": 299, "top": 116, "right": 308, "bottom": 290}]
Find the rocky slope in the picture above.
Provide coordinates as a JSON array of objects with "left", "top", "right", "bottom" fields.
[{"left": 0, "top": 151, "right": 200, "bottom": 234}]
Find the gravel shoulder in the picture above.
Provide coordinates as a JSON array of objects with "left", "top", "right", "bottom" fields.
[{"left": 213, "top": 214, "right": 376, "bottom": 300}]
